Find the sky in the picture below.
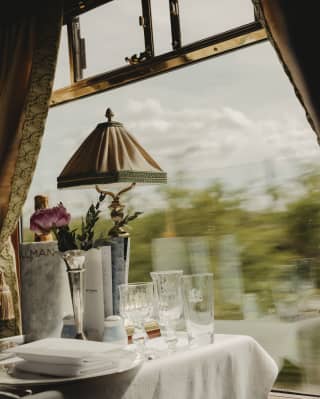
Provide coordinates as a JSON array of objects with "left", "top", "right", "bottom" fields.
[{"left": 23, "top": 0, "right": 320, "bottom": 222}]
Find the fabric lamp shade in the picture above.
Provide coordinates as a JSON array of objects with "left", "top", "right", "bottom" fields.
[{"left": 57, "top": 109, "right": 167, "bottom": 189}]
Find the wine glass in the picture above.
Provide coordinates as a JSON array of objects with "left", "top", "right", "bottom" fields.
[
  {"left": 118, "top": 282, "right": 154, "bottom": 358},
  {"left": 150, "top": 270, "right": 183, "bottom": 352}
]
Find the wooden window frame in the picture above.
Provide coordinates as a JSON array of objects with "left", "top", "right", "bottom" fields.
[{"left": 51, "top": 1, "right": 267, "bottom": 107}]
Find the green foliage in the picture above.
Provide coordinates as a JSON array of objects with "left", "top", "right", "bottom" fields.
[
  {"left": 108, "top": 211, "right": 143, "bottom": 238},
  {"left": 127, "top": 167, "right": 320, "bottom": 318},
  {"left": 52, "top": 225, "right": 77, "bottom": 252},
  {"left": 286, "top": 196, "right": 320, "bottom": 257},
  {"left": 75, "top": 193, "right": 107, "bottom": 250},
  {"left": 23, "top": 165, "right": 320, "bottom": 319}
]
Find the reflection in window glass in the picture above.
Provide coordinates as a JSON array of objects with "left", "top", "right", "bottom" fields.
[
  {"left": 80, "top": 0, "right": 144, "bottom": 76},
  {"left": 53, "top": 26, "right": 70, "bottom": 89},
  {"left": 179, "top": 0, "right": 254, "bottom": 45},
  {"left": 25, "top": 41, "right": 320, "bottom": 395}
]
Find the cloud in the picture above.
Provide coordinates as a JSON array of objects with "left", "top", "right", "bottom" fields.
[
  {"left": 129, "top": 119, "right": 170, "bottom": 133},
  {"left": 35, "top": 97, "right": 319, "bottom": 197},
  {"left": 222, "top": 107, "right": 253, "bottom": 128},
  {"left": 125, "top": 98, "right": 319, "bottom": 173},
  {"left": 127, "top": 98, "right": 163, "bottom": 115},
  {"left": 27, "top": 17, "right": 320, "bottom": 221}
]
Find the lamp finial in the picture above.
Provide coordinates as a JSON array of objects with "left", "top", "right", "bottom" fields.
[{"left": 105, "top": 108, "right": 114, "bottom": 122}]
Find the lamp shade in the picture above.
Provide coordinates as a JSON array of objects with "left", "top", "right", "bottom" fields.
[{"left": 57, "top": 108, "right": 167, "bottom": 189}]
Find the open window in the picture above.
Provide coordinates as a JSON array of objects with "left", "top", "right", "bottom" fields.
[{"left": 51, "top": 0, "right": 266, "bottom": 105}]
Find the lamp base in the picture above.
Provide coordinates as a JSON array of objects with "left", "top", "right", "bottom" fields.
[
  {"left": 96, "top": 183, "right": 142, "bottom": 238},
  {"left": 110, "top": 237, "right": 130, "bottom": 315}
]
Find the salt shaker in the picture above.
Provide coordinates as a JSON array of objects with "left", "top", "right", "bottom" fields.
[
  {"left": 103, "top": 315, "right": 128, "bottom": 346},
  {"left": 61, "top": 314, "right": 76, "bottom": 338}
]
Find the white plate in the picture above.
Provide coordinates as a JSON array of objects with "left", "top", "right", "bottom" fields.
[{"left": 0, "top": 345, "right": 141, "bottom": 387}]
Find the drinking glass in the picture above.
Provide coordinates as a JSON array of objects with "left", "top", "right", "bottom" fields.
[
  {"left": 150, "top": 270, "right": 183, "bottom": 351},
  {"left": 181, "top": 273, "right": 214, "bottom": 347},
  {"left": 118, "top": 282, "right": 154, "bottom": 357}
]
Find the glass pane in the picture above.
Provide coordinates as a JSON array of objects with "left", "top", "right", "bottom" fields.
[
  {"left": 53, "top": 26, "right": 70, "bottom": 89},
  {"left": 24, "top": 39, "right": 320, "bottom": 395},
  {"left": 80, "top": 0, "right": 145, "bottom": 76},
  {"left": 151, "top": 0, "right": 172, "bottom": 55},
  {"left": 179, "top": 0, "right": 254, "bottom": 45}
]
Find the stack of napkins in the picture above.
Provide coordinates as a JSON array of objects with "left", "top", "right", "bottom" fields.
[{"left": 5, "top": 338, "right": 131, "bottom": 377}]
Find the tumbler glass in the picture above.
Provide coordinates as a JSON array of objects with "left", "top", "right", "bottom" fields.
[
  {"left": 181, "top": 273, "right": 214, "bottom": 347},
  {"left": 150, "top": 270, "right": 183, "bottom": 351}
]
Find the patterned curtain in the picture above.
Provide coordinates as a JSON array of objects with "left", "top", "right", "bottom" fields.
[
  {"left": 0, "top": 3, "right": 63, "bottom": 335},
  {"left": 253, "top": 0, "right": 320, "bottom": 143}
]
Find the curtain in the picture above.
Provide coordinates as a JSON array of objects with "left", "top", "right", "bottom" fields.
[
  {"left": 0, "top": 3, "right": 63, "bottom": 335},
  {"left": 253, "top": 0, "right": 320, "bottom": 144}
]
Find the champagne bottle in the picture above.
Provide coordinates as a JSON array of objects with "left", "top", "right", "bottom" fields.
[{"left": 34, "top": 195, "right": 53, "bottom": 242}]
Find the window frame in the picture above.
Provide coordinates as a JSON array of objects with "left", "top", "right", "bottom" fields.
[{"left": 51, "top": 1, "right": 266, "bottom": 106}]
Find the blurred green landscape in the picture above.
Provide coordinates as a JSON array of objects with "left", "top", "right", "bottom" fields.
[{"left": 24, "top": 163, "right": 320, "bottom": 319}]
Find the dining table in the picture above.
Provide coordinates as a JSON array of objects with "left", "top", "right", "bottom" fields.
[{"left": 0, "top": 333, "right": 278, "bottom": 399}]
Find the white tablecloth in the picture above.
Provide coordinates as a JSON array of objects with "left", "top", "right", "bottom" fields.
[
  {"left": 216, "top": 316, "right": 320, "bottom": 367},
  {"left": 42, "top": 334, "right": 278, "bottom": 399}
]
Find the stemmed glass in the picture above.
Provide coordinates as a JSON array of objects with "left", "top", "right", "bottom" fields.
[
  {"left": 150, "top": 270, "right": 183, "bottom": 352},
  {"left": 118, "top": 282, "right": 154, "bottom": 358}
]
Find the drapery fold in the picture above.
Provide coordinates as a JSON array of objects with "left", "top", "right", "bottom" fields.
[
  {"left": 0, "top": 3, "right": 62, "bottom": 335},
  {"left": 253, "top": 0, "right": 320, "bottom": 144}
]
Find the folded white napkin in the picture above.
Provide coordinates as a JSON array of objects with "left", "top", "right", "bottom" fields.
[
  {"left": 15, "top": 358, "right": 117, "bottom": 377},
  {"left": 6, "top": 338, "right": 129, "bottom": 377}
]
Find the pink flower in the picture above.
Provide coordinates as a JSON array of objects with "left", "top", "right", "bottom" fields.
[
  {"left": 30, "top": 203, "right": 71, "bottom": 235},
  {"left": 51, "top": 203, "right": 71, "bottom": 227}
]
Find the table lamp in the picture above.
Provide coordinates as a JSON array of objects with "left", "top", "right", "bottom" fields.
[
  {"left": 57, "top": 107, "right": 167, "bottom": 237},
  {"left": 57, "top": 107, "right": 167, "bottom": 316}
]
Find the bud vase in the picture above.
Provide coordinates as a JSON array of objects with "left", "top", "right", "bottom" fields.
[{"left": 62, "top": 250, "right": 86, "bottom": 340}]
